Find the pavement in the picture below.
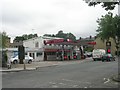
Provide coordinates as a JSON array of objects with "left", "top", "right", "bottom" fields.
[
  {"left": 0, "top": 59, "right": 88, "bottom": 72},
  {"left": 0, "top": 61, "right": 62, "bottom": 72}
]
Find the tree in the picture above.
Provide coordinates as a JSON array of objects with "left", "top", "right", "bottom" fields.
[
  {"left": 113, "top": 15, "right": 120, "bottom": 56},
  {"left": 96, "top": 12, "right": 115, "bottom": 41},
  {"left": 84, "top": 1, "right": 119, "bottom": 10},
  {"left": 43, "top": 30, "right": 76, "bottom": 41},
  {"left": 56, "top": 30, "right": 66, "bottom": 39},
  {"left": 113, "top": 15, "right": 120, "bottom": 42},
  {"left": 0, "top": 31, "right": 9, "bottom": 67},
  {"left": 14, "top": 34, "right": 38, "bottom": 42},
  {"left": 43, "top": 34, "right": 53, "bottom": 37},
  {"left": 96, "top": 12, "right": 120, "bottom": 55},
  {"left": 0, "top": 31, "right": 9, "bottom": 48},
  {"left": 67, "top": 33, "right": 76, "bottom": 41}
]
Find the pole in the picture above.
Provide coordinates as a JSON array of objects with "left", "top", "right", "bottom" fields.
[
  {"left": 23, "top": 60, "right": 26, "bottom": 70},
  {"left": 62, "top": 45, "right": 64, "bottom": 61}
]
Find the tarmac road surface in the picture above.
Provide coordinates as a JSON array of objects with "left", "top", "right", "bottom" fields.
[{"left": 2, "top": 58, "right": 118, "bottom": 88}]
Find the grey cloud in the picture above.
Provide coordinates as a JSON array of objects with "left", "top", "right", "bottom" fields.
[
  {"left": 37, "top": 23, "right": 56, "bottom": 30},
  {"left": 2, "top": 11, "right": 31, "bottom": 24}
]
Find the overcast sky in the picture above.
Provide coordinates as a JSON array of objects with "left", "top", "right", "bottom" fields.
[{"left": 1, "top": 0, "right": 118, "bottom": 41}]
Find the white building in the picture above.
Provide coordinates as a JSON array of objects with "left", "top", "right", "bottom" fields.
[{"left": 23, "top": 36, "right": 66, "bottom": 61}]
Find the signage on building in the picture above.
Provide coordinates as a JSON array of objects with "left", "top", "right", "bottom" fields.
[
  {"left": 87, "top": 41, "right": 96, "bottom": 45},
  {"left": 44, "top": 39, "right": 73, "bottom": 44}
]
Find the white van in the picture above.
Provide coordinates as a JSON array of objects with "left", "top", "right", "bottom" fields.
[{"left": 92, "top": 49, "right": 106, "bottom": 61}]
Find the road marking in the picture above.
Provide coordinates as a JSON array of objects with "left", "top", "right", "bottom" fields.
[
  {"left": 59, "top": 83, "right": 66, "bottom": 85},
  {"left": 52, "top": 85, "right": 58, "bottom": 88},
  {"left": 103, "top": 78, "right": 106, "bottom": 80},
  {"left": 62, "top": 79, "right": 91, "bottom": 84},
  {"left": 49, "top": 82, "right": 56, "bottom": 85},
  {"left": 73, "top": 85, "right": 78, "bottom": 87},
  {"left": 104, "top": 78, "right": 110, "bottom": 84}
]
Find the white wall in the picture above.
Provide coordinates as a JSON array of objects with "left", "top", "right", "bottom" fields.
[{"left": 23, "top": 37, "right": 44, "bottom": 48}]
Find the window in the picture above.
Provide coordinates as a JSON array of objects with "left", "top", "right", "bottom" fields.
[
  {"left": 25, "top": 53, "right": 27, "bottom": 55},
  {"left": 47, "top": 52, "right": 56, "bottom": 55},
  {"left": 35, "top": 42, "right": 39, "bottom": 48},
  {"left": 37, "top": 52, "right": 43, "bottom": 57}
]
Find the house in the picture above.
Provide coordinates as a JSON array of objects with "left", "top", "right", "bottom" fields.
[
  {"left": 9, "top": 41, "right": 23, "bottom": 48},
  {"left": 94, "top": 37, "right": 118, "bottom": 55}
]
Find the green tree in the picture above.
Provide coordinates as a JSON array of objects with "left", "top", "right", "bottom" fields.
[
  {"left": 56, "top": 30, "right": 76, "bottom": 41},
  {"left": 0, "top": 32, "right": 9, "bottom": 67},
  {"left": 14, "top": 34, "right": 38, "bottom": 42},
  {"left": 0, "top": 31, "right": 9, "bottom": 48},
  {"left": 113, "top": 15, "right": 120, "bottom": 42},
  {"left": 66, "top": 33, "right": 76, "bottom": 41},
  {"left": 96, "top": 12, "right": 115, "bottom": 41},
  {"left": 43, "top": 34, "right": 53, "bottom": 37},
  {"left": 14, "top": 36, "right": 24, "bottom": 42},
  {"left": 96, "top": 12, "right": 120, "bottom": 56},
  {"left": 43, "top": 30, "right": 76, "bottom": 41},
  {"left": 84, "top": 1, "right": 119, "bottom": 10},
  {"left": 56, "top": 30, "right": 66, "bottom": 38}
]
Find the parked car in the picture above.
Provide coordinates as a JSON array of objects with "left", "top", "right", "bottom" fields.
[
  {"left": 10, "top": 55, "right": 33, "bottom": 64},
  {"left": 85, "top": 52, "right": 92, "bottom": 57},
  {"left": 87, "top": 52, "right": 92, "bottom": 57},
  {"left": 102, "top": 54, "right": 115, "bottom": 62}
]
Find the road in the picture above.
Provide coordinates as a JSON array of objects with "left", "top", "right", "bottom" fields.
[{"left": 2, "top": 58, "right": 118, "bottom": 88}]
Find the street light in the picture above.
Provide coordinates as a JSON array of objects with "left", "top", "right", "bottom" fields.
[{"left": 115, "top": 36, "right": 119, "bottom": 56}]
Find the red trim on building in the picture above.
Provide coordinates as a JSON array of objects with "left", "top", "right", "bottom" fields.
[
  {"left": 44, "top": 49, "right": 70, "bottom": 52},
  {"left": 87, "top": 41, "right": 96, "bottom": 45}
]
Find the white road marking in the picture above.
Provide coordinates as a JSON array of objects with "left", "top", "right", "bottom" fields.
[
  {"left": 62, "top": 79, "right": 91, "bottom": 84},
  {"left": 73, "top": 85, "right": 78, "bottom": 87},
  {"left": 104, "top": 78, "right": 110, "bottom": 84},
  {"left": 49, "top": 82, "right": 56, "bottom": 85},
  {"left": 59, "top": 83, "right": 66, "bottom": 85},
  {"left": 103, "top": 78, "right": 106, "bottom": 81},
  {"left": 52, "top": 85, "right": 58, "bottom": 88}
]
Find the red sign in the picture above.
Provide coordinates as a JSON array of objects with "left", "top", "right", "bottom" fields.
[
  {"left": 44, "top": 39, "right": 73, "bottom": 44},
  {"left": 87, "top": 42, "right": 96, "bottom": 45},
  {"left": 45, "top": 39, "right": 64, "bottom": 44}
]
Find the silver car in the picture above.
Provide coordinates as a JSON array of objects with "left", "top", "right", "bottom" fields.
[{"left": 10, "top": 55, "right": 33, "bottom": 64}]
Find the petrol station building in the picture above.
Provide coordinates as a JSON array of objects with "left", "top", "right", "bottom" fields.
[{"left": 23, "top": 36, "right": 85, "bottom": 61}]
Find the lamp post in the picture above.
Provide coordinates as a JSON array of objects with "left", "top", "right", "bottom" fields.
[
  {"left": 62, "top": 45, "right": 64, "bottom": 61},
  {"left": 115, "top": 36, "right": 119, "bottom": 57}
]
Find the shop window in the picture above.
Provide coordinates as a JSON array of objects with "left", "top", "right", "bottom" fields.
[
  {"left": 37, "top": 52, "right": 43, "bottom": 57},
  {"left": 47, "top": 52, "right": 56, "bottom": 55}
]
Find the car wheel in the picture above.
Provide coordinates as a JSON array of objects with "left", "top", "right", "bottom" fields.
[
  {"left": 28, "top": 60, "right": 32, "bottom": 64},
  {"left": 13, "top": 60, "right": 18, "bottom": 64}
]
